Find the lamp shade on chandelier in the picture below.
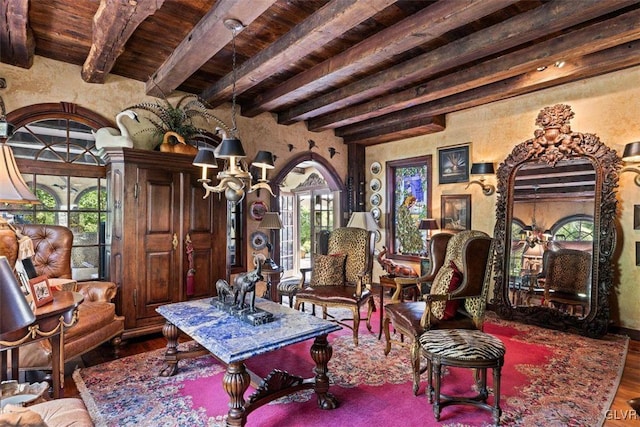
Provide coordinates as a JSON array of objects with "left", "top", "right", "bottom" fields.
[{"left": 193, "top": 18, "right": 275, "bottom": 203}]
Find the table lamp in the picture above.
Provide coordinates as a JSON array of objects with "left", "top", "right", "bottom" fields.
[
  {"left": 347, "top": 211, "right": 378, "bottom": 231},
  {"left": 0, "top": 256, "right": 36, "bottom": 341},
  {"left": 418, "top": 218, "right": 439, "bottom": 256},
  {"left": 258, "top": 212, "right": 283, "bottom": 271}
]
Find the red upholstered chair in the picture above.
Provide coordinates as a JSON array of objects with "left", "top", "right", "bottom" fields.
[
  {"left": 294, "top": 227, "right": 376, "bottom": 346},
  {"left": 383, "top": 230, "right": 494, "bottom": 395},
  {"left": 0, "top": 224, "right": 124, "bottom": 372}
]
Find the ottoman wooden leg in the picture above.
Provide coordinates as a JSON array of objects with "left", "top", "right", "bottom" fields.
[
  {"left": 493, "top": 365, "right": 502, "bottom": 425},
  {"left": 433, "top": 360, "right": 442, "bottom": 421}
]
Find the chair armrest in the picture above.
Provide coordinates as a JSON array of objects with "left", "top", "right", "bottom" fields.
[
  {"left": 300, "top": 267, "right": 312, "bottom": 287},
  {"left": 76, "top": 281, "right": 118, "bottom": 303}
]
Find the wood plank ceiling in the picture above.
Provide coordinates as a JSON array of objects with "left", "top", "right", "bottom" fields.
[{"left": 2, "top": 0, "right": 640, "bottom": 146}]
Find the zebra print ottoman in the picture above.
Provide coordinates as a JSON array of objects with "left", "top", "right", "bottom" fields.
[{"left": 418, "top": 329, "right": 505, "bottom": 425}]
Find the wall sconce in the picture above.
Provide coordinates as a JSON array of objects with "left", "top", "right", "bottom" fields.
[
  {"left": 621, "top": 141, "right": 640, "bottom": 187},
  {"left": 466, "top": 162, "right": 495, "bottom": 195}
]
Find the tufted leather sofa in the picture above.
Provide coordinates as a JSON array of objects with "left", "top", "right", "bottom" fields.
[{"left": 0, "top": 224, "right": 124, "bottom": 371}]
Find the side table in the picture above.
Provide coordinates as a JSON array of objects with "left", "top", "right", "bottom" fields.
[
  {"left": 0, "top": 291, "right": 83, "bottom": 398},
  {"left": 377, "top": 275, "right": 419, "bottom": 339}
]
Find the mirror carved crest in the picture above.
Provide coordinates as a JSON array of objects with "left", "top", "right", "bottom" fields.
[{"left": 492, "top": 104, "right": 621, "bottom": 338}]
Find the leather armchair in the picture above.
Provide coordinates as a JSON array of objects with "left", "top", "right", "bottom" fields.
[
  {"left": 383, "top": 230, "right": 493, "bottom": 394},
  {"left": 0, "top": 224, "right": 124, "bottom": 371}
]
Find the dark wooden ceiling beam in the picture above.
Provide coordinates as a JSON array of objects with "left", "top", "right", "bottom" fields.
[
  {"left": 81, "top": 0, "right": 165, "bottom": 84},
  {"left": 341, "top": 115, "right": 445, "bottom": 146},
  {"left": 310, "top": 8, "right": 640, "bottom": 131},
  {"left": 145, "top": 0, "right": 275, "bottom": 98},
  {"left": 242, "top": 0, "right": 518, "bottom": 118},
  {"left": 0, "top": 0, "right": 34, "bottom": 69},
  {"left": 339, "top": 41, "right": 640, "bottom": 145},
  {"left": 199, "top": 0, "right": 396, "bottom": 107},
  {"left": 278, "top": 0, "right": 638, "bottom": 126}
]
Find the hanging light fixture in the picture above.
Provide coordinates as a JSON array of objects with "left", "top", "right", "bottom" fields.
[
  {"left": 519, "top": 185, "right": 550, "bottom": 248},
  {"left": 194, "top": 19, "right": 275, "bottom": 203}
]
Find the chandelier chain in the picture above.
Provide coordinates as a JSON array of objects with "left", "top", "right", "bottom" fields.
[{"left": 230, "top": 27, "right": 238, "bottom": 135}]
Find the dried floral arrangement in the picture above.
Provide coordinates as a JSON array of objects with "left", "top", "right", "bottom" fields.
[{"left": 125, "top": 94, "right": 231, "bottom": 147}]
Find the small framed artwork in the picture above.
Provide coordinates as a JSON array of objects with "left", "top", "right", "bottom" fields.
[
  {"left": 28, "top": 275, "right": 54, "bottom": 307},
  {"left": 438, "top": 144, "right": 470, "bottom": 184},
  {"left": 636, "top": 242, "right": 640, "bottom": 266},
  {"left": 634, "top": 205, "right": 640, "bottom": 230},
  {"left": 441, "top": 194, "right": 471, "bottom": 231}
]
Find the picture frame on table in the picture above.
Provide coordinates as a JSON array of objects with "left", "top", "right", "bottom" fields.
[
  {"left": 441, "top": 194, "right": 471, "bottom": 231},
  {"left": 438, "top": 144, "right": 470, "bottom": 184},
  {"left": 28, "top": 275, "right": 54, "bottom": 307}
]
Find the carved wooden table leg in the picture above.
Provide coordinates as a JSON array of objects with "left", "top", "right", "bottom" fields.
[
  {"left": 309, "top": 334, "right": 338, "bottom": 409},
  {"left": 160, "top": 321, "right": 180, "bottom": 377},
  {"left": 224, "top": 361, "right": 250, "bottom": 427}
]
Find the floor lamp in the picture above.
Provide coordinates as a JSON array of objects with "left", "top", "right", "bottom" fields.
[{"left": 258, "top": 212, "right": 282, "bottom": 271}]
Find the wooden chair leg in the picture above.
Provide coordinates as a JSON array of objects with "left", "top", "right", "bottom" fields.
[
  {"left": 352, "top": 307, "right": 360, "bottom": 346},
  {"left": 383, "top": 316, "right": 392, "bottom": 355},
  {"left": 365, "top": 298, "right": 374, "bottom": 332},
  {"left": 410, "top": 340, "right": 421, "bottom": 396}
]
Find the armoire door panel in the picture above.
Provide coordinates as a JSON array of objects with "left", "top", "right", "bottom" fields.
[{"left": 145, "top": 180, "right": 175, "bottom": 233}]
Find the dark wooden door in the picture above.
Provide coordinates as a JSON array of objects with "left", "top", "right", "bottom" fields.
[{"left": 135, "top": 166, "right": 181, "bottom": 321}]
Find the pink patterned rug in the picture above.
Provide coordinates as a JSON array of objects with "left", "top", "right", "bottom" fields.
[{"left": 74, "top": 313, "right": 627, "bottom": 427}]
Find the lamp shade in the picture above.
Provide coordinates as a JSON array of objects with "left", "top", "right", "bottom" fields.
[
  {"left": 252, "top": 151, "right": 275, "bottom": 169},
  {"left": 192, "top": 148, "right": 218, "bottom": 168},
  {"left": 347, "top": 211, "right": 378, "bottom": 231},
  {"left": 470, "top": 162, "right": 495, "bottom": 175},
  {"left": 0, "top": 143, "right": 40, "bottom": 204},
  {"left": 217, "top": 137, "right": 246, "bottom": 159},
  {"left": 418, "top": 218, "right": 439, "bottom": 230},
  {"left": 0, "top": 256, "right": 35, "bottom": 339},
  {"left": 258, "top": 212, "right": 283, "bottom": 230},
  {"left": 622, "top": 141, "right": 640, "bottom": 163}
]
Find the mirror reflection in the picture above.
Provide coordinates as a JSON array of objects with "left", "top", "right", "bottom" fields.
[{"left": 507, "top": 160, "right": 595, "bottom": 317}]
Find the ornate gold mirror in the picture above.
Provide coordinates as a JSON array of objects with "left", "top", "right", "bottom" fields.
[{"left": 491, "top": 104, "right": 620, "bottom": 337}]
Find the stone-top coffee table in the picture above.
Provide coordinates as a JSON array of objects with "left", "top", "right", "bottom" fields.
[{"left": 157, "top": 297, "right": 342, "bottom": 426}]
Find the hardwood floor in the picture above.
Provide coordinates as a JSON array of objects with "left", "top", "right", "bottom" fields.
[{"left": 62, "top": 330, "right": 640, "bottom": 425}]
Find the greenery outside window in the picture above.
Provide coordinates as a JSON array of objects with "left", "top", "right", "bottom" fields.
[
  {"left": 385, "top": 156, "right": 432, "bottom": 259},
  {"left": 1, "top": 103, "right": 111, "bottom": 281}
]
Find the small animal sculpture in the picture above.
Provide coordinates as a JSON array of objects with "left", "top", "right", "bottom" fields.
[
  {"left": 215, "top": 279, "right": 237, "bottom": 304},
  {"left": 377, "top": 246, "right": 418, "bottom": 277},
  {"left": 92, "top": 110, "right": 139, "bottom": 150},
  {"left": 233, "top": 259, "right": 264, "bottom": 311},
  {"left": 158, "top": 131, "right": 199, "bottom": 155}
]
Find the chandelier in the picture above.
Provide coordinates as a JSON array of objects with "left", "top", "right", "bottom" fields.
[
  {"left": 519, "top": 185, "right": 551, "bottom": 248},
  {"left": 193, "top": 19, "right": 275, "bottom": 204}
]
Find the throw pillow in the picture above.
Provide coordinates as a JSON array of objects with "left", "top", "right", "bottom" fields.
[
  {"left": 310, "top": 253, "right": 347, "bottom": 287},
  {"left": 442, "top": 260, "right": 463, "bottom": 320}
]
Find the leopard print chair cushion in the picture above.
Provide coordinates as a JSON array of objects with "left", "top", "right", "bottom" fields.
[
  {"left": 429, "top": 230, "right": 489, "bottom": 320},
  {"left": 310, "top": 254, "right": 347, "bottom": 287}
]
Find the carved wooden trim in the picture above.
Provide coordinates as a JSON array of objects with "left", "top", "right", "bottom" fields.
[{"left": 491, "top": 104, "right": 621, "bottom": 338}]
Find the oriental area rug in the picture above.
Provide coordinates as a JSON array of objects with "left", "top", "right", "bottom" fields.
[{"left": 74, "top": 312, "right": 628, "bottom": 427}]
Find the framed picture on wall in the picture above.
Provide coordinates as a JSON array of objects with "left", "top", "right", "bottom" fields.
[
  {"left": 634, "top": 205, "right": 640, "bottom": 230},
  {"left": 637, "top": 242, "right": 640, "bottom": 266},
  {"left": 441, "top": 194, "right": 471, "bottom": 231},
  {"left": 438, "top": 144, "right": 470, "bottom": 184}
]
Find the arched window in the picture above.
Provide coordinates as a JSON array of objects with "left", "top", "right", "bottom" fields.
[
  {"left": 551, "top": 214, "right": 594, "bottom": 242},
  {"left": 1, "top": 103, "right": 112, "bottom": 281}
]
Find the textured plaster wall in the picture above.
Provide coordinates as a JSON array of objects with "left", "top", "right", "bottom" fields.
[
  {"left": 366, "top": 65, "right": 640, "bottom": 332},
  {"left": 0, "top": 56, "right": 346, "bottom": 273}
]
